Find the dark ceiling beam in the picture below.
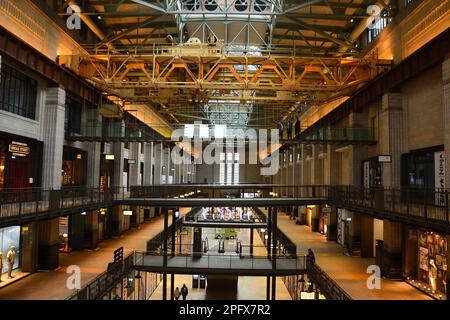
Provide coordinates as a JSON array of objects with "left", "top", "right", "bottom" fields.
[
  {"left": 284, "top": 17, "right": 354, "bottom": 48},
  {"left": 108, "top": 21, "right": 177, "bottom": 30},
  {"left": 99, "top": 15, "right": 166, "bottom": 44},
  {"left": 276, "top": 22, "right": 350, "bottom": 33}
]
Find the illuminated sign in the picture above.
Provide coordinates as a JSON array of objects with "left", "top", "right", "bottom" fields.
[
  {"left": 123, "top": 210, "right": 133, "bottom": 216},
  {"left": 9, "top": 141, "right": 30, "bottom": 157},
  {"left": 105, "top": 154, "right": 115, "bottom": 160},
  {"left": 378, "top": 155, "right": 392, "bottom": 163}
]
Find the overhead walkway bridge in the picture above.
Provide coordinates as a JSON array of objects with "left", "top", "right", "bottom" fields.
[
  {"left": 66, "top": 123, "right": 377, "bottom": 146},
  {"left": 0, "top": 184, "right": 448, "bottom": 232}
]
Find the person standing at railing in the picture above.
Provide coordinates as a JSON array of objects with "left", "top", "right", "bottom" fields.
[
  {"left": 287, "top": 117, "right": 293, "bottom": 140},
  {"left": 277, "top": 120, "right": 284, "bottom": 139},
  {"left": 307, "top": 248, "right": 316, "bottom": 263},
  {"left": 295, "top": 117, "right": 301, "bottom": 140}
]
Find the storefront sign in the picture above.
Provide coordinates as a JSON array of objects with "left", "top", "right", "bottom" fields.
[
  {"left": 300, "top": 292, "right": 315, "bottom": 300},
  {"left": 8, "top": 141, "right": 30, "bottom": 157},
  {"left": 377, "top": 155, "right": 391, "bottom": 163},
  {"left": 363, "top": 161, "right": 370, "bottom": 188},
  {"left": 322, "top": 207, "right": 332, "bottom": 213},
  {"left": 434, "top": 151, "right": 445, "bottom": 206}
]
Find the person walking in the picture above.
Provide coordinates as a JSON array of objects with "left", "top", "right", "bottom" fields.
[
  {"left": 307, "top": 248, "right": 316, "bottom": 263},
  {"left": 277, "top": 120, "right": 284, "bottom": 140},
  {"left": 181, "top": 283, "right": 189, "bottom": 300},
  {"left": 286, "top": 117, "right": 293, "bottom": 140},
  {"left": 174, "top": 287, "right": 181, "bottom": 300},
  {"left": 295, "top": 117, "right": 301, "bottom": 139}
]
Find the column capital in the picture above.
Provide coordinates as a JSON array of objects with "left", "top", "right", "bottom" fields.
[
  {"left": 382, "top": 92, "right": 402, "bottom": 112},
  {"left": 45, "top": 86, "right": 66, "bottom": 107}
]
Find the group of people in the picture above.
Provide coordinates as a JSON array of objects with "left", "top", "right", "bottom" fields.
[
  {"left": 203, "top": 207, "right": 253, "bottom": 221},
  {"left": 174, "top": 284, "right": 189, "bottom": 300},
  {"left": 277, "top": 115, "right": 302, "bottom": 140}
]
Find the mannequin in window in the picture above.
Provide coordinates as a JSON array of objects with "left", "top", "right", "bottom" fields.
[
  {"left": 429, "top": 259, "right": 437, "bottom": 292},
  {"left": 7, "top": 246, "right": 15, "bottom": 279},
  {"left": 0, "top": 252, "right": 3, "bottom": 282}
]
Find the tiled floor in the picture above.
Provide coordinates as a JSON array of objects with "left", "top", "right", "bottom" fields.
[
  {"left": 0, "top": 210, "right": 187, "bottom": 300},
  {"left": 275, "top": 212, "right": 432, "bottom": 300}
]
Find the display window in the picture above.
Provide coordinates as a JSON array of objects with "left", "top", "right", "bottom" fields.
[
  {"left": 58, "top": 216, "right": 70, "bottom": 253},
  {"left": 0, "top": 226, "right": 20, "bottom": 274},
  {"left": 401, "top": 146, "right": 444, "bottom": 188},
  {"left": 408, "top": 229, "right": 448, "bottom": 299},
  {"left": 61, "top": 147, "right": 87, "bottom": 187},
  {"left": 0, "top": 133, "right": 42, "bottom": 193}
]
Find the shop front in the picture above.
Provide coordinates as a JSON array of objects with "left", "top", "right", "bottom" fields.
[
  {"left": 61, "top": 146, "right": 87, "bottom": 187},
  {"left": 100, "top": 153, "right": 115, "bottom": 191},
  {"left": 405, "top": 228, "right": 448, "bottom": 300},
  {"left": 0, "top": 132, "right": 42, "bottom": 191},
  {"left": 401, "top": 146, "right": 445, "bottom": 189},
  {"left": 0, "top": 224, "right": 36, "bottom": 286}
]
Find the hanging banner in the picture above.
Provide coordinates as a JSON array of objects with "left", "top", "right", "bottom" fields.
[{"left": 434, "top": 151, "right": 445, "bottom": 206}]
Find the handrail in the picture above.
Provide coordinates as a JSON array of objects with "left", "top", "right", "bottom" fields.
[
  {"left": 0, "top": 185, "right": 449, "bottom": 230},
  {"left": 306, "top": 259, "right": 352, "bottom": 300}
]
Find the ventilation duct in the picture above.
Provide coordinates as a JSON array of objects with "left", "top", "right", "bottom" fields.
[
  {"left": 235, "top": 0, "right": 248, "bottom": 12},
  {"left": 254, "top": 0, "right": 268, "bottom": 12},
  {"left": 204, "top": 0, "right": 218, "bottom": 11}
]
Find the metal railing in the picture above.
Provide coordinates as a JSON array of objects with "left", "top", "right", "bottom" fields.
[
  {"left": 306, "top": 259, "right": 352, "bottom": 300},
  {"left": 67, "top": 253, "right": 135, "bottom": 300},
  {"left": 330, "top": 186, "right": 450, "bottom": 224},
  {"left": 133, "top": 251, "right": 307, "bottom": 272},
  {"left": 0, "top": 184, "right": 449, "bottom": 228}
]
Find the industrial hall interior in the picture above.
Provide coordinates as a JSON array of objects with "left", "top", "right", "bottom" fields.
[{"left": 0, "top": 0, "right": 448, "bottom": 302}]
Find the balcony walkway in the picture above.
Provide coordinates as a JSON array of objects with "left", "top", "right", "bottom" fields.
[
  {"left": 133, "top": 253, "right": 306, "bottom": 276},
  {"left": 274, "top": 211, "right": 432, "bottom": 300},
  {"left": 0, "top": 210, "right": 187, "bottom": 300}
]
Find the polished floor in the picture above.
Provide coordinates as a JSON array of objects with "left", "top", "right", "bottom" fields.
[
  {"left": 274, "top": 211, "right": 432, "bottom": 300},
  {"left": 0, "top": 210, "right": 185, "bottom": 300}
]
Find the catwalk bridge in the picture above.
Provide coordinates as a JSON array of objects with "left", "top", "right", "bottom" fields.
[{"left": 0, "top": 184, "right": 448, "bottom": 232}]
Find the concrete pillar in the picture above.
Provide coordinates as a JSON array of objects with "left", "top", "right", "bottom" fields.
[
  {"left": 128, "top": 143, "right": 140, "bottom": 186},
  {"left": 37, "top": 218, "right": 59, "bottom": 269},
  {"left": 326, "top": 206, "right": 338, "bottom": 241},
  {"left": 442, "top": 58, "right": 450, "bottom": 187},
  {"left": 360, "top": 215, "right": 374, "bottom": 257},
  {"left": 326, "top": 143, "right": 339, "bottom": 185},
  {"left": 154, "top": 143, "right": 163, "bottom": 184},
  {"left": 42, "top": 87, "right": 65, "bottom": 189},
  {"left": 143, "top": 142, "right": 154, "bottom": 185},
  {"left": 113, "top": 142, "right": 125, "bottom": 188},
  {"left": 380, "top": 92, "right": 404, "bottom": 188},
  {"left": 378, "top": 92, "right": 405, "bottom": 277},
  {"left": 84, "top": 210, "right": 99, "bottom": 250},
  {"left": 38, "top": 87, "right": 66, "bottom": 270},
  {"left": 382, "top": 220, "right": 403, "bottom": 279},
  {"left": 86, "top": 108, "right": 101, "bottom": 188}
]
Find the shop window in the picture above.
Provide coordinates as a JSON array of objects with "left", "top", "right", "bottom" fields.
[
  {"left": 61, "top": 147, "right": 87, "bottom": 186},
  {"left": 0, "top": 226, "right": 21, "bottom": 275},
  {"left": 64, "top": 97, "right": 82, "bottom": 134},
  {"left": 415, "top": 230, "right": 447, "bottom": 298},
  {"left": 0, "top": 64, "right": 37, "bottom": 119}
]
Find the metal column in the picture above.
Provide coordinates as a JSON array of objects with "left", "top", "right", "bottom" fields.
[{"left": 162, "top": 207, "right": 168, "bottom": 301}]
